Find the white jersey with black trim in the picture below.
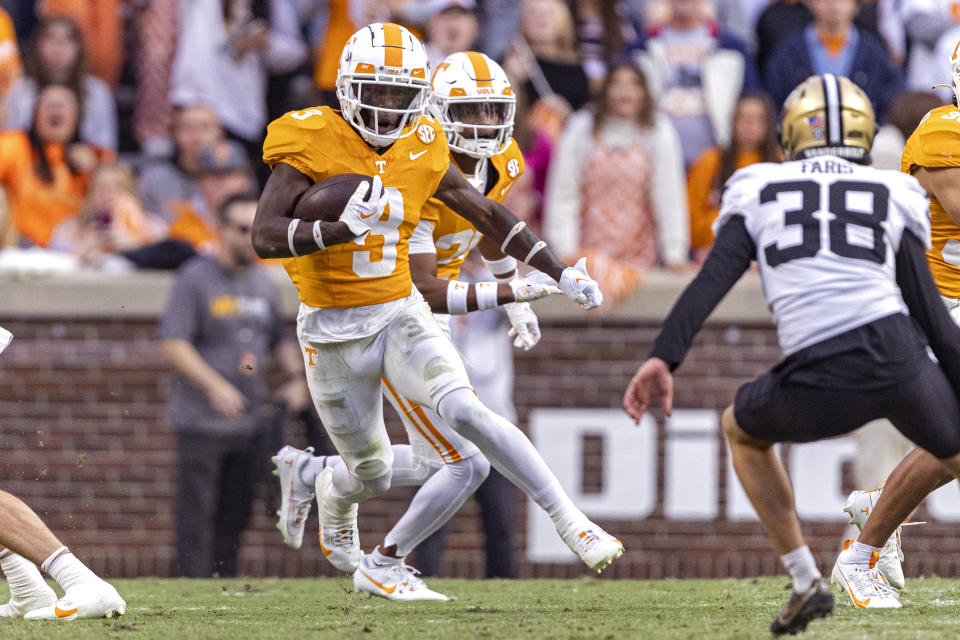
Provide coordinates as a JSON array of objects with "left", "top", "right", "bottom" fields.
[{"left": 714, "top": 156, "right": 931, "bottom": 355}]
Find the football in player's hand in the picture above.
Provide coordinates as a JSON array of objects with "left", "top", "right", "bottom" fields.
[{"left": 292, "top": 174, "right": 374, "bottom": 223}]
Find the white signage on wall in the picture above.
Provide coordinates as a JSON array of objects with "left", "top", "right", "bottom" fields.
[{"left": 527, "top": 408, "right": 960, "bottom": 563}]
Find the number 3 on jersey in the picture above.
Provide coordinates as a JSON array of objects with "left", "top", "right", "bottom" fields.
[
  {"left": 352, "top": 186, "right": 405, "bottom": 278},
  {"left": 762, "top": 180, "right": 889, "bottom": 267}
]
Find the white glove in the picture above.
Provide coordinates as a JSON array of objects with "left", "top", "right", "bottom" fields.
[
  {"left": 559, "top": 257, "right": 602, "bottom": 310},
  {"left": 339, "top": 175, "right": 387, "bottom": 238},
  {"left": 508, "top": 277, "right": 562, "bottom": 302},
  {"left": 504, "top": 302, "right": 542, "bottom": 350}
]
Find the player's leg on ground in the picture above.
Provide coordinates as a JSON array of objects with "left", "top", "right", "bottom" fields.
[
  {"left": 0, "top": 492, "right": 123, "bottom": 620},
  {"left": 301, "top": 333, "right": 394, "bottom": 572},
  {"left": 351, "top": 386, "right": 489, "bottom": 601},
  {"left": 720, "top": 407, "right": 837, "bottom": 634},
  {"left": 835, "top": 448, "right": 951, "bottom": 593},
  {"left": 379, "top": 384, "right": 489, "bottom": 558},
  {"left": 383, "top": 302, "right": 622, "bottom": 572},
  {"left": 213, "top": 440, "right": 258, "bottom": 577},
  {"left": 0, "top": 491, "right": 62, "bottom": 563},
  {"left": 354, "top": 450, "right": 488, "bottom": 602},
  {"left": 857, "top": 448, "right": 952, "bottom": 548}
]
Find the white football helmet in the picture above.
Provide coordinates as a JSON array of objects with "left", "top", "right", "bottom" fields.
[
  {"left": 336, "top": 23, "right": 431, "bottom": 147},
  {"left": 430, "top": 51, "right": 515, "bottom": 158}
]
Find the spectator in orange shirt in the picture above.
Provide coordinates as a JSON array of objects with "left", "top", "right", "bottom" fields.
[
  {"left": 686, "top": 91, "right": 780, "bottom": 262},
  {"left": 5, "top": 15, "right": 117, "bottom": 150},
  {"left": 0, "top": 83, "right": 111, "bottom": 248}
]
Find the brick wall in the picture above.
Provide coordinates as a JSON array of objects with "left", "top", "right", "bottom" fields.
[{"left": 1, "top": 314, "right": 958, "bottom": 581}]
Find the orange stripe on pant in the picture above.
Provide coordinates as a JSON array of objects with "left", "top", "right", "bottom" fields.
[
  {"left": 381, "top": 23, "right": 403, "bottom": 68},
  {"left": 382, "top": 378, "right": 449, "bottom": 462},
  {"left": 382, "top": 378, "right": 462, "bottom": 463}
]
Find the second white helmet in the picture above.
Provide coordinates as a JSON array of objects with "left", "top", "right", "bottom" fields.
[{"left": 430, "top": 51, "right": 516, "bottom": 158}]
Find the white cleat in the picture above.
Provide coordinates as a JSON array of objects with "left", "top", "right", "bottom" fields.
[
  {"left": 353, "top": 553, "right": 449, "bottom": 601},
  {"left": 831, "top": 551, "right": 901, "bottom": 609},
  {"left": 272, "top": 445, "right": 319, "bottom": 549},
  {"left": 315, "top": 466, "right": 361, "bottom": 573},
  {"left": 562, "top": 523, "right": 624, "bottom": 573},
  {"left": 843, "top": 489, "right": 908, "bottom": 590},
  {"left": 0, "top": 583, "right": 57, "bottom": 618},
  {"left": 24, "top": 580, "right": 125, "bottom": 620}
]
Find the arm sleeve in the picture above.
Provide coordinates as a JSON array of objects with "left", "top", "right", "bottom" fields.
[
  {"left": 649, "top": 215, "right": 755, "bottom": 370},
  {"left": 895, "top": 229, "right": 960, "bottom": 389}
]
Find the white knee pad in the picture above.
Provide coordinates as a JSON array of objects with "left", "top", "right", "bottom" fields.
[
  {"left": 437, "top": 388, "right": 490, "bottom": 440},
  {"left": 451, "top": 453, "right": 491, "bottom": 490}
]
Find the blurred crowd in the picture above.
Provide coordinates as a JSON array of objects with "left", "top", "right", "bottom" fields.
[{"left": 0, "top": 0, "right": 953, "bottom": 303}]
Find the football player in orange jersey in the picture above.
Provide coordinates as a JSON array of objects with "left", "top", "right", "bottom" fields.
[
  {"left": 831, "top": 40, "right": 960, "bottom": 605},
  {"left": 255, "top": 24, "right": 623, "bottom": 595},
  {"left": 273, "top": 52, "right": 575, "bottom": 601}
]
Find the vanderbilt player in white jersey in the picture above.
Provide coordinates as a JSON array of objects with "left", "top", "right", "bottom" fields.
[
  {"left": 623, "top": 74, "right": 960, "bottom": 635},
  {"left": 256, "top": 24, "right": 622, "bottom": 599}
]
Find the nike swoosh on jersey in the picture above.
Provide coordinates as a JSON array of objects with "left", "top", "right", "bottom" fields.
[
  {"left": 409, "top": 150, "right": 428, "bottom": 160},
  {"left": 500, "top": 183, "right": 514, "bottom": 197},
  {"left": 359, "top": 569, "right": 397, "bottom": 594}
]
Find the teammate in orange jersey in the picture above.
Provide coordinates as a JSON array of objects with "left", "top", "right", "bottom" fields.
[
  {"left": 255, "top": 24, "right": 623, "bottom": 597},
  {"left": 0, "top": 327, "right": 125, "bottom": 620},
  {"left": 831, "top": 38, "right": 960, "bottom": 605}
]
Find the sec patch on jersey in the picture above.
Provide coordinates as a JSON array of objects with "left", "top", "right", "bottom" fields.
[{"left": 293, "top": 174, "right": 374, "bottom": 222}]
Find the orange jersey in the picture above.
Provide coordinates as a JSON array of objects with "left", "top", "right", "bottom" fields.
[
  {"left": 420, "top": 139, "right": 524, "bottom": 281},
  {"left": 263, "top": 106, "right": 450, "bottom": 308},
  {"left": 902, "top": 104, "right": 960, "bottom": 297}
]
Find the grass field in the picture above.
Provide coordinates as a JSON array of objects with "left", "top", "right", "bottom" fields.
[{"left": 2, "top": 576, "right": 960, "bottom": 640}]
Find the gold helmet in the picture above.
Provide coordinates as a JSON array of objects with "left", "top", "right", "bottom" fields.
[{"left": 779, "top": 74, "right": 875, "bottom": 163}]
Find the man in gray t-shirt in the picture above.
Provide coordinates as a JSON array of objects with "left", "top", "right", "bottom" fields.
[{"left": 159, "top": 192, "right": 307, "bottom": 577}]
